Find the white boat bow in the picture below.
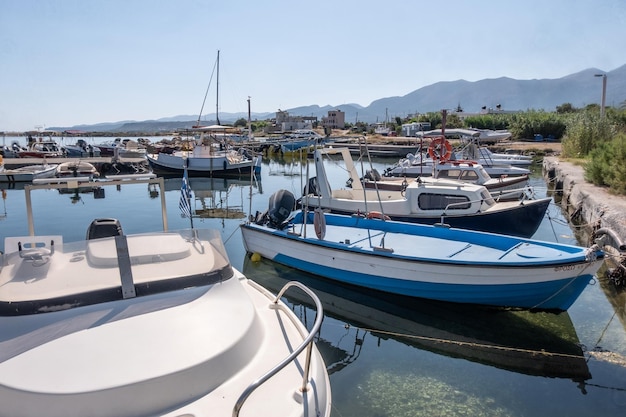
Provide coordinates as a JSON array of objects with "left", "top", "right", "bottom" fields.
[{"left": 0, "top": 176, "right": 331, "bottom": 417}]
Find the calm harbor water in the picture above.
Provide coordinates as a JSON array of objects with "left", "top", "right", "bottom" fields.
[{"left": 1, "top": 140, "right": 626, "bottom": 416}]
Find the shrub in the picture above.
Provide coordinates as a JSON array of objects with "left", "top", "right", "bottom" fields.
[
  {"left": 584, "top": 133, "right": 626, "bottom": 194},
  {"left": 508, "top": 110, "right": 567, "bottom": 140},
  {"left": 562, "top": 110, "right": 617, "bottom": 157}
]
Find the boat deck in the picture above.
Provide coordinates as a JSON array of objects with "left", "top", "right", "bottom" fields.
[{"left": 289, "top": 218, "right": 580, "bottom": 266}]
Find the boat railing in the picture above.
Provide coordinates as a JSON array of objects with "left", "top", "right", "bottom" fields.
[
  {"left": 233, "top": 280, "right": 325, "bottom": 417},
  {"left": 490, "top": 185, "right": 535, "bottom": 202},
  {"left": 439, "top": 196, "right": 488, "bottom": 224},
  {"left": 27, "top": 174, "right": 167, "bottom": 235},
  {"left": 439, "top": 183, "right": 538, "bottom": 223}
]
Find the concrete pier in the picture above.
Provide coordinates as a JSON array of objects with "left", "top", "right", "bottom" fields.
[{"left": 1, "top": 157, "right": 147, "bottom": 168}]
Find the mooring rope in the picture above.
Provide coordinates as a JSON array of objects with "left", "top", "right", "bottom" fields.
[{"left": 346, "top": 324, "right": 587, "bottom": 360}]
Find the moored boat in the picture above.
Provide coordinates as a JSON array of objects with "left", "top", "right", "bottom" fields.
[
  {"left": 0, "top": 175, "right": 332, "bottom": 417},
  {"left": 147, "top": 51, "right": 257, "bottom": 177},
  {"left": 55, "top": 161, "right": 99, "bottom": 178},
  {"left": 385, "top": 149, "right": 531, "bottom": 178},
  {"left": 0, "top": 156, "right": 57, "bottom": 182},
  {"left": 301, "top": 147, "right": 549, "bottom": 238},
  {"left": 244, "top": 257, "right": 592, "bottom": 383},
  {"left": 241, "top": 189, "right": 605, "bottom": 311},
  {"left": 147, "top": 127, "right": 256, "bottom": 177},
  {"left": 371, "top": 159, "right": 531, "bottom": 200},
  {"left": 62, "top": 139, "right": 101, "bottom": 158},
  {"left": 17, "top": 136, "right": 64, "bottom": 158},
  {"left": 95, "top": 138, "right": 147, "bottom": 159}
]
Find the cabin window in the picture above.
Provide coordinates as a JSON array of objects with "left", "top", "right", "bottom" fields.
[
  {"left": 437, "top": 170, "right": 457, "bottom": 180},
  {"left": 459, "top": 171, "right": 479, "bottom": 181},
  {"left": 417, "top": 193, "right": 471, "bottom": 210}
]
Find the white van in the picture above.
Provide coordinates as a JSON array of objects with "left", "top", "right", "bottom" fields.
[{"left": 290, "top": 129, "right": 322, "bottom": 139}]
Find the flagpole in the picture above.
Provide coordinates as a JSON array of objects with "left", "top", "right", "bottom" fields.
[
  {"left": 179, "top": 156, "right": 194, "bottom": 229},
  {"left": 186, "top": 160, "right": 194, "bottom": 230}
]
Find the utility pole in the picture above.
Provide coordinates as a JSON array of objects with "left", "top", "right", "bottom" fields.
[{"left": 594, "top": 73, "right": 607, "bottom": 118}]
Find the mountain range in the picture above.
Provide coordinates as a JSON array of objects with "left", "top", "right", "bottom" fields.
[{"left": 56, "top": 65, "right": 626, "bottom": 133}]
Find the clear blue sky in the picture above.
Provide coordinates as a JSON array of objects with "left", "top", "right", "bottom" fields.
[{"left": 1, "top": 0, "right": 624, "bottom": 131}]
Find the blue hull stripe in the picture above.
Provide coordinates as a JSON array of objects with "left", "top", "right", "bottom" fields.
[{"left": 272, "top": 254, "right": 591, "bottom": 310}]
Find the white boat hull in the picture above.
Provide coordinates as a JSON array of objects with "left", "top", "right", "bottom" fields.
[
  {"left": 147, "top": 152, "right": 254, "bottom": 176},
  {"left": 0, "top": 164, "right": 58, "bottom": 182},
  {"left": 0, "top": 177, "right": 331, "bottom": 417},
  {"left": 241, "top": 211, "right": 604, "bottom": 311}
]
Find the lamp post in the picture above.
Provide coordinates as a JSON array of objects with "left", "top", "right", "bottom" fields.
[{"left": 594, "top": 73, "right": 607, "bottom": 118}]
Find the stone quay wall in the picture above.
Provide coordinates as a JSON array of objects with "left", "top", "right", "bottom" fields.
[{"left": 543, "top": 157, "right": 626, "bottom": 255}]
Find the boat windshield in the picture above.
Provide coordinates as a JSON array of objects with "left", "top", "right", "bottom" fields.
[{"left": 0, "top": 229, "right": 233, "bottom": 316}]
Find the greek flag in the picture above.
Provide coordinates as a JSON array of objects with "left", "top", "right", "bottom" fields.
[{"left": 179, "top": 165, "right": 192, "bottom": 218}]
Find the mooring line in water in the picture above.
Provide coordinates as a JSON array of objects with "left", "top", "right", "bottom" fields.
[
  {"left": 358, "top": 326, "right": 587, "bottom": 360},
  {"left": 222, "top": 225, "right": 240, "bottom": 244},
  {"left": 587, "top": 310, "right": 618, "bottom": 364}
]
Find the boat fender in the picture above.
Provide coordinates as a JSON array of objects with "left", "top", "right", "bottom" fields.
[
  {"left": 314, "top": 208, "right": 326, "bottom": 240},
  {"left": 366, "top": 211, "right": 391, "bottom": 221},
  {"left": 428, "top": 137, "right": 453, "bottom": 162}
]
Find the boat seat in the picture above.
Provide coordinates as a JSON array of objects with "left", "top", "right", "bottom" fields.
[{"left": 86, "top": 218, "right": 123, "bottom": 240}]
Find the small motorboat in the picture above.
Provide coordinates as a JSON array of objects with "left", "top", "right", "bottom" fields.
[
  {"left": 17, "top": 135, "right": 64, "bottom": 158},
  {"left": 386, "top": 152, "right": 531, "bottom": 178},
  {"left": 55, "top": 161, "right": 100, "bottom": 178},
  {"left": 95, "top": 138, "right": 147, "bottom": 159},
  {"left": 241, "top": 189, "right": 605, "bottom": 311},
  {"left": 244, "top": 257, "right": 592, "bottom": 383},
  {"left": 371, "top": 160, "right": 531, "bottom": 200},
  {"left": 0, "top": 175, "right": 332, "bottom": 417},
  {"left": 301, "top": 147, "right": 549, "bottom": 238},
  {"left": 62, "top": 139, "right": 100, "bottom": 158},
  {"left": 0, "top": 156, "right": 57, "bottom": 182}
]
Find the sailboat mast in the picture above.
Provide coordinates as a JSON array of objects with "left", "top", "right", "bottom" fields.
[
  {"left": 247, "top": 96, "right": 252, "bottom": 137},
  {"left": 216, "top": 50, "right": 220, "bottom": 125}
]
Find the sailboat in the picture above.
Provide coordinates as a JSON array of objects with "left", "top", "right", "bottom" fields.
[{"left": 147, "top": 51, "right": 256, "bottom": 177}]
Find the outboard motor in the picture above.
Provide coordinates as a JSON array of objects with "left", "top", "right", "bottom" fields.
[
  {"left": 267, "top": 190, "right": 296, "bottom": 228},
  {"left": 364, "top": 168, "right": 381, "bottom": 181}
]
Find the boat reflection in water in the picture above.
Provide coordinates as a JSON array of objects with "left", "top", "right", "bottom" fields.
[
  {"left": 243, "top": 257, "right": 591, "bottom": 388},
  {"left": 161, "top": 175, "right": 262, "bottom": 219}
]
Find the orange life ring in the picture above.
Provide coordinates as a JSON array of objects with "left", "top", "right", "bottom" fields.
[
  {"left": 428, "top": 137, "right": 453, "bottom": 162},
  {"left": 366, "top": 211, "right": 391, "bottom": 221}
]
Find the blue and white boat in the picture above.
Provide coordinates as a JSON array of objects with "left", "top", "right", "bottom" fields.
[
  {"left": 243, "top": 257, "right": 592, "bottom": 382},
  {"left": 241, "top": 189, "right": 605, "bottom": 311}
]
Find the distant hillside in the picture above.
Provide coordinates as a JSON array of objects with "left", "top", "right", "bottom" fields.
[{"left": 51, "top": 65, "right": 626, "bottom": 133}]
